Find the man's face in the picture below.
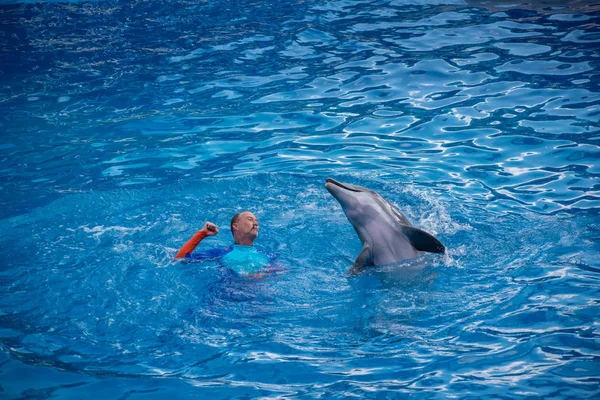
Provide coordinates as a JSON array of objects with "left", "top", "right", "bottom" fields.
[{"left": 235, "top": 211, "right": 259, "bottom": 239}]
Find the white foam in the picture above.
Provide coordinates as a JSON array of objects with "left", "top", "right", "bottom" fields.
[
  {"left": 402, "top": 184, "right": 472, "bottom": 236},
  {"left": 80, "top": 224, "right": 148, "bottom": 239}
]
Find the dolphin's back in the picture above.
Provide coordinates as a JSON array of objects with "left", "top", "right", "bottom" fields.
[
  {"left": 375, "top": 194, "right": 412, "bottom": 227},
  {"left": 369, "top": 224, "right": 421, "bottom": 266},
  {"left": 367, "top": 196, "right": 445, "bottom": 264}
]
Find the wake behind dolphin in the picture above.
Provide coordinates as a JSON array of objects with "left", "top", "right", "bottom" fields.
[{"left": 325, "top": 178, "right": 445, "bottom": 274}]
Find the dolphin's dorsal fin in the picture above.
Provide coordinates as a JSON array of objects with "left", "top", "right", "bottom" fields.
[
  {"left": 349, "top": 244, "right": 372, "bottom": 275},
  {"left": 403, "top": 226, "right": 445, "bottom": 254}
]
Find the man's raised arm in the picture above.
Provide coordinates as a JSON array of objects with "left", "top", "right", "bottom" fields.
[{"left": 175, "top": 222, "right": 219, "bottom": 259}]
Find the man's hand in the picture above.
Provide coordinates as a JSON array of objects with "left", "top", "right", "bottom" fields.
[{"left": 201, "top": 222, "right": 219, "bottom": 236}]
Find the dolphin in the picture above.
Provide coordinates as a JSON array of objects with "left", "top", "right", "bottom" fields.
[{"left": 325, "top": 178, "right": 445, "bottom": 274}]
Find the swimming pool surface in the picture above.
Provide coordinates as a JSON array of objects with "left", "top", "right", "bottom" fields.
[{"left": 1, "top": 0, "right": 599, "bottom": 398}]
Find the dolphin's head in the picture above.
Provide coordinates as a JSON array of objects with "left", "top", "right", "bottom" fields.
[{"left": 325, "top": 178, "right": 387, "bottom": 235}]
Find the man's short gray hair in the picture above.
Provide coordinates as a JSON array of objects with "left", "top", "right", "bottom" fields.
[{"left": 230, "top": 211, "right": 250, "bottom": 236}]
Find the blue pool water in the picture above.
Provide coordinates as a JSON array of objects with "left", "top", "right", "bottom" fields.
[{"left": 1, "top": 0, "right": 599, "bottom": 398}]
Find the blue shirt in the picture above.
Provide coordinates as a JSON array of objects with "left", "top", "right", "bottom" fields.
[
  {"left": 186, "top": 244, "right": 272, "bottom": 276},
  {"left": 222, "top": 244, "right": 271, "bottom": 275}
]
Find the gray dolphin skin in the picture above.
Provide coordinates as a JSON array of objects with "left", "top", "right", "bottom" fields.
[{"left": 325, "top": 178, "right": 445, "bottom": 274}]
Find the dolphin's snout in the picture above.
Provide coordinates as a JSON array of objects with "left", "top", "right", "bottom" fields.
[
  {"left": 325, "top": 178, "right": 335, "bottom": 193},
  {"left": 325, "top": 178, "right": 341, "bottom": 195},
  {"left": 325, "top": 178, "right": 361, "bottom": 193},
  {"left": 325, "top": 177, "right": 338, "bottom": 187}
]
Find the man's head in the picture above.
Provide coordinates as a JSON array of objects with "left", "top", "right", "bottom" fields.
[{"left": 230, "top": 210, "right": 259, "bottom": 245}]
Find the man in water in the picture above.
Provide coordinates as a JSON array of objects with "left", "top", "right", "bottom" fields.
[{"left": 175, "top": 211, "right": 273, "bottom": 277}]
